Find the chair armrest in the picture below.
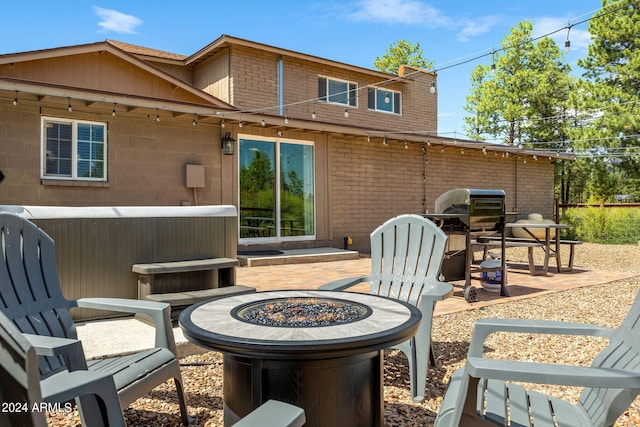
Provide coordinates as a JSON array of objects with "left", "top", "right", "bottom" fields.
[
  {"left": 421, "top": 281, "right": 454, "bottom": 302},
  {"left": 22, "top": 334, "right": 88, "bottom": 370},
  {"left": 468, "top": 318, "right": 615, "bottom": 357},
  {"left": 466, "top": 357, "right": 640, "bottom": 389},
  {"left": 318, "top": 276, "right": 369, "bottom": 291},
  {"left": 232, "top": 400, "right": 306, "bottom": 427},
  {"left": 77, "top": 298, "right": 176, "bottom": 353}
]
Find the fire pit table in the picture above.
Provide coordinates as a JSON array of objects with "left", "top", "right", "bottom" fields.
[{"left": 179, "top": 290, "right": 422, "bottom": 427}]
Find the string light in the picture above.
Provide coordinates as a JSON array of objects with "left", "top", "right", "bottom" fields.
[
  {"left": 565, "top": 25, "right": 572, "bottom": 54},
  {"left": 430, "top": 82, "right": 436, "bottom": 94},
  {"left": 404, "top": 139, "right": 408, "bottom": 149},
  {"left": 156, "top": 109, "right": 160, "bottom": 122},
  {"left": 12, "top": 91, "right": 17, "bottom": 106},
  {"left": 261, "top": 118, "right": 266, "bottom": 126},
  {"left": 193, "top": 114, "right": 198, "bottom": 126},
  {"left": 221, "top": 119, "right": 226, "bottom": 128},
  {"left": 311, "top": 110, "right": 317, "bottom": 120},
  {"left": 344, "top": 107, "right": 349, "bottom": 118},
  {"left": 68, "top": 98, "right": 72, "bottom": 112},
  {"left": 384, "top": 92, "right": 390, "bottom": 104},
  {"left": 112, "top": 103, "right": 116, "bottom": 116}
]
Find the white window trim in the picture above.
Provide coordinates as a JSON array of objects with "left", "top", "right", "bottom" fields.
[
  {"left": 368, "top": 87, "right": 402, "bottom": 115},
  {"left": 238, "top": 134, "right": 316, "bottom": 244},
  {"left": 318, "top": 75, "right": 358, "bottom": 108},
  {"left": 41, "top": 116, "right": 107, "bottom": 182}
]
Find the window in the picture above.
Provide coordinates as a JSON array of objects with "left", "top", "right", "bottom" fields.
[
  {"left": 42, "top": 117, "right": 106, "bottom": 181},
  {"left": 318, "top": 76, "right": 357, "bottom": 107},
  {"left": 239, "top": 136, "right": 315, "bottom": 241},
  {"left": 367, "top": 88, "right": 401, "bottom": 114}
]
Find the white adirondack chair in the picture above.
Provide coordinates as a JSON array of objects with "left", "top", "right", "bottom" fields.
[
  {"left": 435, "top": 290, "right": 640, "bottom": 427},
  {"left": 319, "top": 214, "right": 453, "bottom": 402},
  {"left": 0, "top": 212, "right": 190, "bottom": 425},
  {"left": 0, "top": 309, "right": 126, "bottom": 427}
]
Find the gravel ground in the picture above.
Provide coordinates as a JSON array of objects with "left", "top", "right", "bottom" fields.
[{"left": 47, "top": 242, "right": 640, "bottom": 426}]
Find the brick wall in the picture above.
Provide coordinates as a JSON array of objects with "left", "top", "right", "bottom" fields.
[
  {"left": 328, "top": 137, "right": 555, "bottom": 252},
  {"left": 0, "top": 102, "right": 223, "bottom": 207},
  {"left": 229, "top": 46, "right": 437, "bottom": 132}
]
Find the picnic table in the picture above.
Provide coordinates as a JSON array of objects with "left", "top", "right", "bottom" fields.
[{"left": 505, "top": 222, "right": 573, "bottom": 275}]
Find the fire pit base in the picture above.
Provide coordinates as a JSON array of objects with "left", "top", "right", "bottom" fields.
[{"left": 223, "top": 351, "right": 382, "bottom": 427}]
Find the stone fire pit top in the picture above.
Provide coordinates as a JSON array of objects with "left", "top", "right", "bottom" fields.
[{"left": 179, "top": 290, "right": 422, "bottom": 357}]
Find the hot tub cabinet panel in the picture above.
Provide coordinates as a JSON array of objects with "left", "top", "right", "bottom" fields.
[{"left": 0, "top": 205, "right": 238, "bottom": 321}]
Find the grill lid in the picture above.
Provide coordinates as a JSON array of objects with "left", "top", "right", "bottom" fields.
[{"left": 435, "top": 189, "right": 505, "bottom": 214}]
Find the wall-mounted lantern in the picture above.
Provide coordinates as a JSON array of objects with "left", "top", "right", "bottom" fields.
[{"left": 221, "top": 132, "right": 236, "bottom": 155}]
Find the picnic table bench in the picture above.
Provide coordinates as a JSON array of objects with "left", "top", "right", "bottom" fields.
[{"left": 474, "top": 236, "right": 581, "bottom": 274}]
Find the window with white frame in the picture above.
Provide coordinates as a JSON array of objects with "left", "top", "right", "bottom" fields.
[
  {"left": 318, "top": 76, "right": 357, "bottom": 107},
  {"left": 42, "top": 117, "right": 107, "bottom": 180},
  {"left": 367, "top": 87, "right": 401, "bottom": 114}
]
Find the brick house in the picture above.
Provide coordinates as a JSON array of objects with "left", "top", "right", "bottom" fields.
[{"left": 0, "top": 35, "right": 566, "bottom": 252}]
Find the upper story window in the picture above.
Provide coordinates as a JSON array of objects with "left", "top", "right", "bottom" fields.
[
  {"left": 318, "top": 76, "right": 357, "bottom": 107},
  {"left": 42, "top": 117, "right": 107, "bottom": 181},
  {"left": 367, "top": 88, "right": 401, "bottom": 115}
]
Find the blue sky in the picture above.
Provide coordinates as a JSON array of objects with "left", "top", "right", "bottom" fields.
[{"left": 0, "top": 0, "right": 603, "bottom": 137}]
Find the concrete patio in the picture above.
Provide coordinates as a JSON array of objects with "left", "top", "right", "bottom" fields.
[{"left": 77, "top": 252, "right": 636, "bottom": 360}]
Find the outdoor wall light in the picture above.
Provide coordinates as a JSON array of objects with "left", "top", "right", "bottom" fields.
[{"left": 222, "top": 132, "right": 236, "bottom": 155}]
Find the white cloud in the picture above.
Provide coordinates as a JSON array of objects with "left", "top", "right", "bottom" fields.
[
  {"left": 456, "top": 16, "right": 501, "bottom": 42},
  {"left": 349, "top": 0, "right": 499, "bottom": 43},
  {"left": 93, "top": 6, "right": 142, "bottom": 34},
  {"left": 350, "top": 0, "right": 448, "bottom": 26}
]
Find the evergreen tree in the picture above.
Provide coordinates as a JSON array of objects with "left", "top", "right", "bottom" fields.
[
  {"left": 573, "top": 0, "right": 640, "bottom": 202},
  {"left": 463, "top": 21, "right": 573, "bottom": 148},
  {"left": 373, "top": 40, "right": 434, "bottom": 74}
]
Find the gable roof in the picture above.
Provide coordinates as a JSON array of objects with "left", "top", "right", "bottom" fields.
[
  {"left": 0, "top": 40, "right": 235, "bottom": 114},
  {"left": 185, "top": 35, "right": 412, "bottom": 80}
]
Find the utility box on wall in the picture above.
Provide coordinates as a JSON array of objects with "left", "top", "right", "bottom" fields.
[{"left": 185, "top": 164, "right": 205, "bottom": 188}]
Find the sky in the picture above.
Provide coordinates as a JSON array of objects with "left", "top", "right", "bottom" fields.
[{"left": 0, "top": 0, "right": 604, "bottom": 137}]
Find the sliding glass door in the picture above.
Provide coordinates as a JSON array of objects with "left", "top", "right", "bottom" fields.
[{"left": 239, "top": 136, "right": 314, "bottom": 241}]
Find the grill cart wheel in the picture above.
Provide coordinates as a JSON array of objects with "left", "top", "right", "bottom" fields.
[{"left": 464, "top": 286, "right": 477, "bottom": 303}]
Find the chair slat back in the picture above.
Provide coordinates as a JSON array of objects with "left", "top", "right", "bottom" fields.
[
  {"left": 369, "top": 214, "right": 447, "bottom": 306},
  {"left": 0, "top": 214, "right": 77, "bottom": 378},
  {"left": 0, "top": 310, "right": 47, "bottom": 427},
  {"left": 580, "top": 291, "right": 640, "bottom": 426}
]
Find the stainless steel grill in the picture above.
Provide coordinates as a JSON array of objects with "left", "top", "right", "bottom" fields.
[{"left": 426, "top": 189, "right": 507, "bottom": 302}]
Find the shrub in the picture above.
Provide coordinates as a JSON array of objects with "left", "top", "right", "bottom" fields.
[{"left": 561, "top": 207, "right": 640, "bottom": 244}]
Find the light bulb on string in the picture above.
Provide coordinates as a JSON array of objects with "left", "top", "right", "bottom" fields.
[
  {"left": 12, "top": 91, "right": 18, "bottom": 106},
  {"left": 311, "top": 110, "right": 317, "bottom": 120},
  {"left": 344, "top": 107, "right": 349, "bottom": 118},
  {"left": 68, "top": 98, "right": 72, "bottom": 112},
  {"left": 384, "top": 92, "right": 390, "bottom": 104}
]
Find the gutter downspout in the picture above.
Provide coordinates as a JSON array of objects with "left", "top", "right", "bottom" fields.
[{"left": 278, "top": 56, "right": 284, "bottom": 117}]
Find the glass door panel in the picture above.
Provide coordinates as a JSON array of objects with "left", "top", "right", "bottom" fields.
[
  {"left": 280, "top": 142, "right": 314, "bottom": 237},
  {"left": 239, "top": 139, "right": 276, "bottom": 238}
]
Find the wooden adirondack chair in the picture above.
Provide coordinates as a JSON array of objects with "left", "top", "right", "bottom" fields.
[
  {"left": 0, "top": 213, "right": 190, "bottom": 425},
  {"left": 435, "top": 290, "right": 640, "bottom": 427},
  {"left": 319, "top": 214, "right": 453, "bottom": 402},
  {"left": 0, "top": 309, "right": 126, "bottom": 427}
]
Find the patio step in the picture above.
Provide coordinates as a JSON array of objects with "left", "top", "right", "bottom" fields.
[{"left": 238, "top": 247, "right": 360, "bottom": 267}]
